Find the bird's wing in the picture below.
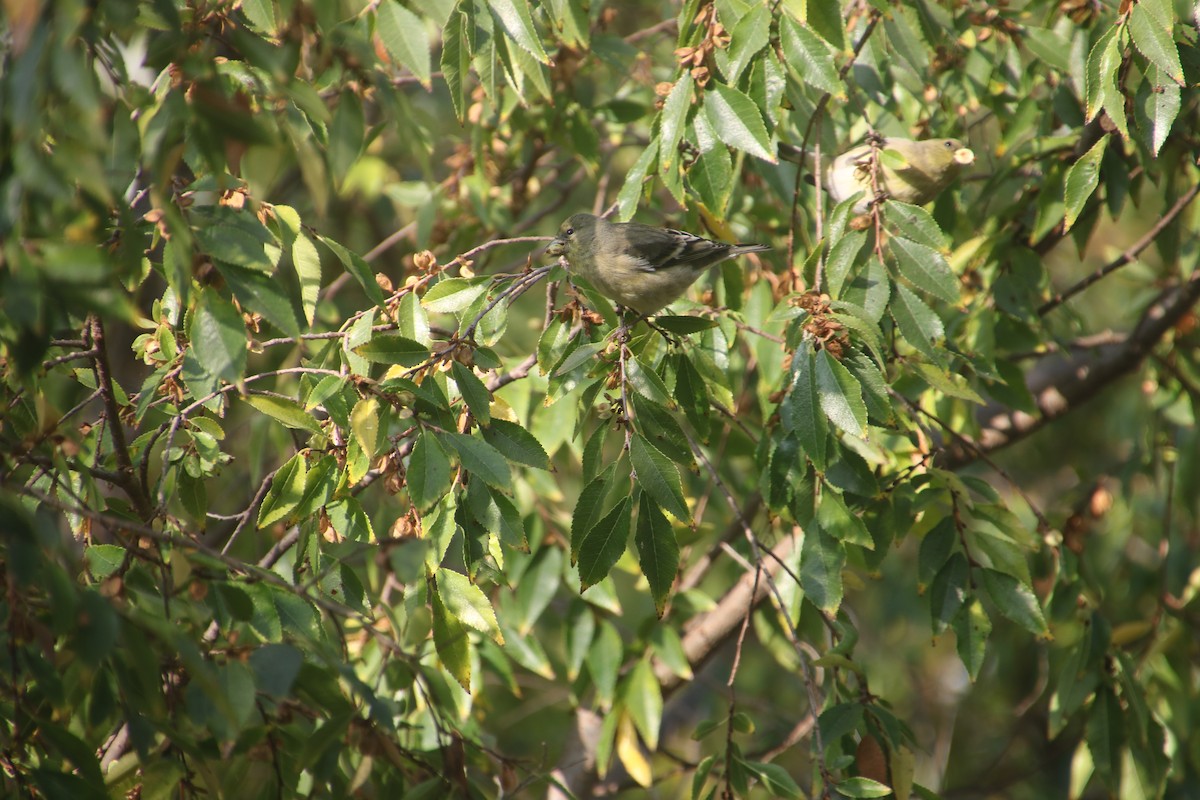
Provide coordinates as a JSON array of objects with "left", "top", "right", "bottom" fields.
[{"left": 619, "top": 225, "right": 730, "bottom": 272}]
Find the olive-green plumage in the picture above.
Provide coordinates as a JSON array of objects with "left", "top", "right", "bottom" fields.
[
  {"left": 545, "top": 213, "right": 769, "bottom": 314},
  {"left": 825, "top": 137, "right": 975, "bottom": 211}
]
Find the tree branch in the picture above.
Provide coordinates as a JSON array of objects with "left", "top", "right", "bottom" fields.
[
  {"left": 86, "top": 316, "right": 153, "bottom": 520},
  {"left": 652, "top": 533, "right": 798, "bottom": 692},
  {"left": 1038, "top": 183, "right": 1200, "bottom": 315},
  {"left": 941, "top": 269, "right": 1200, "bottom": 468}
]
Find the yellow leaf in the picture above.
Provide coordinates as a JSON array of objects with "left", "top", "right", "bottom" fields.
[{"left": 616, "top": 713, "right": 652, "bottom": 788}]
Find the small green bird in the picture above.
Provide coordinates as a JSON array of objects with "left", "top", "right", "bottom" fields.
[
  {"left": 824, "top": 137, "right": 975, "bottom": 211},
  {"left": 546, "top": 213, "right": 770, "bottom": 314}
]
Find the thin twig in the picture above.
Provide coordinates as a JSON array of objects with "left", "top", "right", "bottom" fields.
[
  {"left": 86, "top": 316, "right": 152, "bottom": 520},
  {"left": 1038, "top": 183, "right": 1200, "bottom": 315}
]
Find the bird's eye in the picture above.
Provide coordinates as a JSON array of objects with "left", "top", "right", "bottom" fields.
[
  {"left": 943, "top": 140, "right": 954, "bottom": 149},
  {"left": 565, "top": 228, "right": 574, "bottom": 236}
]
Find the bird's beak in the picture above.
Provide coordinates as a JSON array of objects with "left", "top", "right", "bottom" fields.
[
  {"left": 954, "top": 148, "right": 975, "bottom": 166},
  {"left": 546, "top": 238, "right": 566, "bottom": 258}
]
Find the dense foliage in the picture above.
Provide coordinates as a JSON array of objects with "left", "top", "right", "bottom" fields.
[{"left": 2, "top": 0, "right": 1198, "bottom": 797}]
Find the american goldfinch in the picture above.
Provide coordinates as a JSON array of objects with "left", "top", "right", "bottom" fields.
[
  {"left": 546, "top": 213, "right": 769, "bottom": 314},
  {"left": 824, "top": 137, "right": 975, "bottom": 211}
]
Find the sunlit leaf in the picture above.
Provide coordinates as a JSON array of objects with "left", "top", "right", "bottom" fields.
[
  {"left": 377, "top": 1, "right": 433, "bottom": 87},
  {"left": 630, "top": 434, "right": 690, "bottom": 523},
  {"left": 1064, "top": 136, "right": 1109, "bottom": 232},
  {"left": 703, "top": 82, "right": 776, "bottom": 163},
  {"left": 779, "top": 16, "right": 843, "bottom": 97},
  {"left": 1127, "top": 4, "right": 1184, "bottom": 86}
]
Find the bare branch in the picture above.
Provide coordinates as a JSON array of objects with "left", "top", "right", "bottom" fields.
[
  {"left": 1038, "top": 183, "right": 1200, "bottom": 315},
  {"left": 941, "top": 269, "right": 1200, "bottom": 468}
]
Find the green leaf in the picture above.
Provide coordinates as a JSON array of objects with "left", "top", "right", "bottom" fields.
[
  {"left": 626, "top": 355, "right": 673, "bottom": 406},
  {"left": 779, "top": 16, "right": 843, "bottom": 97},
  {"left": 1087, "top": 686, "right": 1125, "bottom": 783},
  {"left": 242, "top": 394, "right": 323, "bottom": 435},
  {"left": 350, "top": 397, "right": 384, "bottom": 459},
  {"left": 673, "top": 353, "right": 711, "bottom": 441},
  {"left": 377, "top": 1, "right": 432, "bottom": 88},
  {"left": 891, "top": 236, "right": 960, "bottom": 303},
  {"left": 190, "top": 288, "right": 247, "bottom": 383},
  {"left": 624, "top": 659, "right": 663, "bottom": 750},
  {"left": 441, "top": 432, "right": 511, "bottom": 488},
  {"left": 890, "top": 283, "right": 945, "bottom": 361},
  {"left": 441, "top": 9, "right": 469, "bottom": 121},
  {"left": 248, "top": 643, "right": 302, "bottom": 699},
  {"left": 836, "top": 777, "right": 893, "bottom": 798},
  {"left": 882, "top": 5, "right": 928, "bottom": 73},
  {"left": 929, "top": 553, "right": 969, "bottom": 635},
  {"left": 980, "top": 568, "right": 1049, "bottom": 637},
  {"left": 652, "top": 315, "right": 717, "bottom": 335},
  {"left": 553, "top": 340, "right": 606, "bottom": 376},
  {"left": 658, "top": 72, "right": 693, "bottom": 174},
  {"left": 85, "top": 544, "right": 125, "bottom": 579},
  {"left": 290, "top": 455, "right": 338, "bottom": 523},
  {"left": 437, "top": 568, "right": 504, "bottom": 644},
  {"left": 1135, "top": 66, "right": 1180, "bottom": 158},
  {"left": 1098, "top": 29, "right": 1129, "bottom": 138},
  {"left": 782, "top": 342, "right": 828, "bottom": 470},
  {"left": 196, "top": 224, "right": 276, "bottom": 274},
  {"left": 1022, "top": 26, "right": 1072, "bottom": 73},
  {"left": 1084, "top": 26, "right": 1118, "bottom": 124},
  {"left": 953, "top": 595, "right": 990, "bottom": 681},
  {"left": 431, "top": 581, "right": 472, "bottom": 690},
  {"left": 577, "top": 497, "right": 632, "bottom": 590},
  {"left": 481, "top": 418, "right": 550, "bottom": 470},
  {"left": 325, "top": 497, "right": 375, "bottom": 542},
  {"left": 703, "top": 82, "right": 776, "bottom": 164},
  {"left": 214, "top": 262, "right": 301, "bottom": 338},
  {"left": 351, "top": 333, "right": 429, "bottom": 366},
  {"left": 824, "top": 229, "right": 866, "bottom": 300},
  {"left": 817, "top": 490, "right": 872, "bottom": 549},
  {"left": 587, "top": 620, "right": 623, "bottom": 708},
  {"left": 327, "top": 97, "right": 365, "bottom": 187},
  {"left": 918, "top": 517, "right": 956, "bottom": 588},
  {"left": 1127, "top": 4, "right": 1184, "bottom": 85},
  {"left": 472, "top": 483, "right": 527, "bottom": 549},
  {"left": 571, "top": 465, "right": 617, "bottom": 561},
  {"left": 804, "top": 0, "right": 845, "bottom": 49},
  {"left": 292, "top": 235, "right": 322, "bottom": 329},
  {"left": 630, "top": 393, "right": 694, "bottom": 467},
  {"left": 689, "top": 114, "right": 734, "bottom": 214},
  {"left": 407, "top": 432, "right": 452, "bottom": 511},
  {"left": 842, "top": 256, "right": 890, "bottom": 324},
  {"left": 634, "top": 494, "right": 679, "bottom": 618},
  {"left": 828, "top": 302, "right": 887, "bottom": 367},
  {"left": 739, "top": 761, "right": 803, "bottom": 798},
  {"left": 241, "top": 0, "right": 278, "bottom": 34},
  {"left": 910, "top": 361, "right": 986, "bottom": 404},
  {"left": 318, "top": 235, "right": 388, "bottom": 309},
  {"left": 649, "top": 625, "right": 692, "bottom": 681},
  {"left": 800, "top": 524, "right": 844, "bottom": 614},
  {"left": 815, "top": 349, "right": 867, "bottom": 439},
  {"left": 451, "top": 361, "right": 492, "bottom": 424},
  {"left": 887, "top": 200, "right": 949, "bottom": 250},
  {"left": 722, "top": 4, "right": 771, "bottom": 84},
  {"left": 257, "top": 453, "right": 307, "bottom": 528},
  {"left": 422, "top": 277, "right": 489, "bottom": 313},
  {"left": 616, "top": 138, "right": 659, "bottom": 221},
  {"left": 488, "top": 0, "right": 550, "bottom": 64},
  {"left": 1064, "top": 136, "right": 1109, "bottom": 232},
  {"left": 842, "top": 349, "right": 892, "bottom": 423},
  {"left": 630, "top": 434, "right": 690, "bottom": 523}
]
